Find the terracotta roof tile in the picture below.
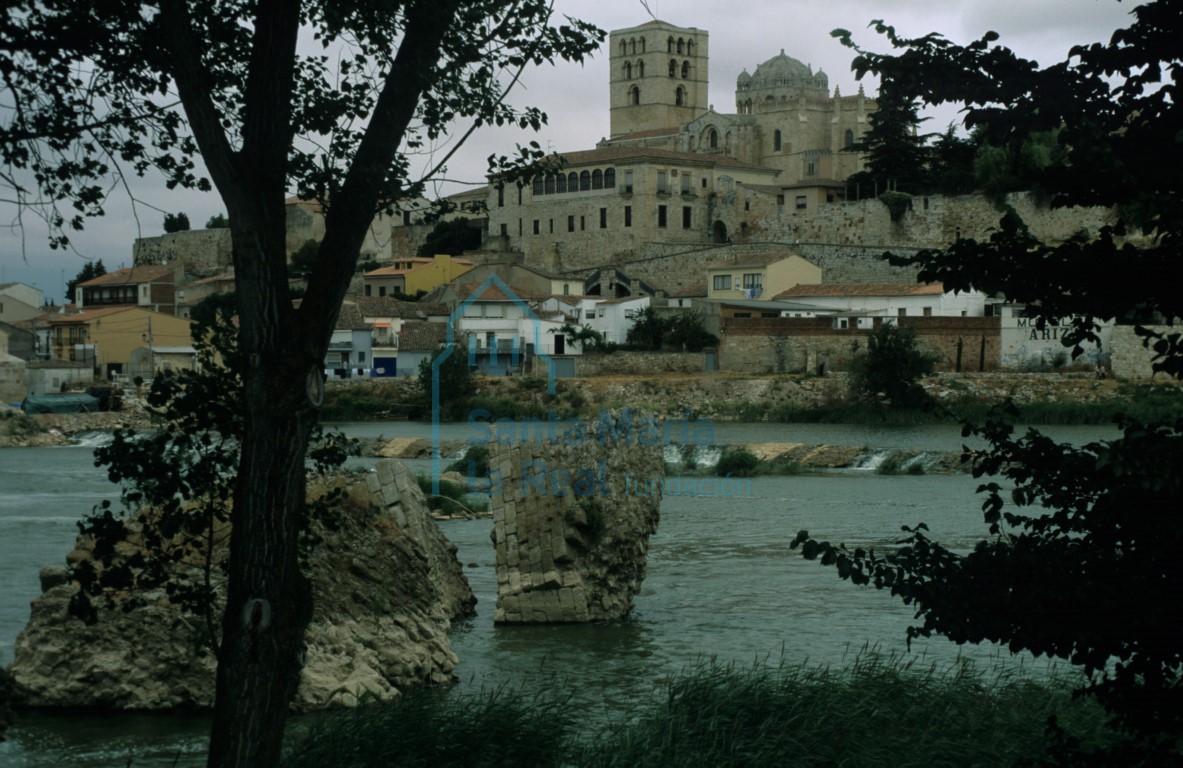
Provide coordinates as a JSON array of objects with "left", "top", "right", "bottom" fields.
[{"left": 773, "top": 282, "right": 945, "bottom": 299}]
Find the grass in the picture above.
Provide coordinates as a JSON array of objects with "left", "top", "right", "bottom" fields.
[
  {"left": 282, "top": 653, "right": 1122, "bottom": 767},
  {"left": 283, "top": 685, "right": 576, "bottom": 768}
]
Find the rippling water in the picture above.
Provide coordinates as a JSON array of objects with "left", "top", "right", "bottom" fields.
[{"left": 0, "top": 425, "right": 1105, "bottom": 766}]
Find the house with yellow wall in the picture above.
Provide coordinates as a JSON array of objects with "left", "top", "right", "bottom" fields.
[
  {"left": 48, "top": 306, "right": 192, "bottom": 378},
  {"left": 364, "top": 254, "right": 475, "bottom": 298},
  {"left": 705, "top": 253, "right": 821, "bottom": 301}
]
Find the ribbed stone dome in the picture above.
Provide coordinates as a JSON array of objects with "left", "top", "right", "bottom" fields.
[{"left": 752, "top": 49, "right": 811, "bottom": 81}]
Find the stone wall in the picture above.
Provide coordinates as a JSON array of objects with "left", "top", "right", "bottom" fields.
[
  {"left": 488, "top": 410, "right": 663, "bottom": 623},
  {"left": 10, "top": 462, "right": 473, "bottom": 710},
  {"left": 574, "top": 351, "right": 706, "bottom": 376},
  {"left": 1110, "top": 324, "right": 1177, "bottom": 380},
  {"left": 719, "top": 317, "right": 1001, "bottom": 374},
  {"left": 133, "top": 229, "right": 233, "bottom": 275},
  {"left": 528, "top": 192, "right": 1109, "bottom": 296}
]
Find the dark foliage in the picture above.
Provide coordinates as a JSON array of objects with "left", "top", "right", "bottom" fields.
[
  {"left": 416, "top": 217, "right": 481, "bottom": 257},
  {"left": 847, "top": 322, "right": 935, "bottom": 407},
  {"left": 419, "top": 344, "right": 476, "bottom": 420},
  {"left": 205, "top": 213, "right": 229, "bottom": 228},
  {"left": 798, "top": 4, "right": 1183, "bottom": 758},
  {"left": 65, "top": 259, "right": 106, "bottom": 301},
  {"left": 163, "top": 211, "right": 190, "bottom": 232}
]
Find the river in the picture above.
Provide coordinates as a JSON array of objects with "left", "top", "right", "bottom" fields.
[{"left": 0, "top": 422, "right": 1113, "bottom": 766}]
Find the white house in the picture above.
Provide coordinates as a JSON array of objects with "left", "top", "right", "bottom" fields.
[{"left": 773, "top": 283, "right": 986, "bottom": 320}]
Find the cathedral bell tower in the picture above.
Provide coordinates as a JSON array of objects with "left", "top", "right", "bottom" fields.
[{"left": 609, "top": 21, "right": 709, "bottom": 139}]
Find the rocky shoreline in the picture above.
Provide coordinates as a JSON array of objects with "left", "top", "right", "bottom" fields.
[{"left": 7, "top": 461, "right": 474, "bottom": 712}]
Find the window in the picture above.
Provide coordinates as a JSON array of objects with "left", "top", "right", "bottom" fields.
[
  {"left": 532, "top": 178, "right": 543, "bottom": 196},
  {"left": 563, "top": 283, "right": 570, "bottom": 295},
  {"left": 806, "top": 161, "right": 816, "bottom": 176},
  {"left": 681, "top": 60, "right": 689, "bottom": 78},
  {"left": 777, "top": 194, "right": 785, "bottom": 205},
  {"left": 624, "top": 61, "right": 631, "bottom": 79},
  {"left": 844, "top": 129, "right": 855, "bottom": 148},
  {"left": 500, "top": 223, "right": 508, "bottom": 236},
  {"left": 795, "top": 195, "right": 807, "bottom": 210},
  {"left": 742, "top": 273, "right": 763, "bottom": 290},
  {"left": 599, "top": 208, "right": 607, "bottom": 228},
  {"left": 544, "top": 175, "right": 555, "bottom": 194},
  {"left": 923, "top": 307, "right": 933, "bottom": 317},
  {"left": 364, "top": 285, "right": 372, "bottom": 296},
  {"left": 637, "top": 60, "right": 644, "bottom": 77},
  {"left": 624, "top": 206, "right": 632, "bottom": 226},
  {"left": 713, "top": 275, "right": 731, "bottom": 291},
  {"left": 658, "top": 205, "right": 667, "bottom": 228},
  {"left": 592, "top": 169, "right": 603, "bottom": 189},
  {"left": 585, "top": 310, "right": 595, "bottom": 320},
  {"left": 568, "top": 215, "right": 575, "bottom": 232},
  {"left": 709, "top": 129, "right": 718, "bottom": 149},
  {"left": 556, "top": 174, "right": 567, "bottom": 193},
  {"left": 669, "top": 59, "right": 676, "bottom": 77},
  {"left": 675, "top": 86, "right": 684, "bottom": 106},
  {"left": 549, "top": 219, "right": 554, "bottom": 233},
  {"left": 773, "top": 129, "right": 782, "bottom": 152},
  {"left": 580, "top": 215, "right": 585, "bottom": 231},
  {"left": 378, "top": 286, "right": 387, "bottom": 297},
  {"left": 533, "top": 219, "right": 540, "bottom": 235},
  {"left": 630, "top": 85, "right": 640, "bottom": 105},
  {"left": 623, "top": 170, "right": 633, "bottom": 193},
  {"left": 898, "top": 308, "right": 907, "bottom": 318},
  {"left": 497, "top": 185, "right": 505, "bottom": 207},
  {"left": 598, "top": 307, "right": 606, "bottom": 318},
  {"left": 682, "top": 206, "right": 692, "bottom": 229},
  {"left": 656, "top": 171, "right": 668, "bottom": 194},
  {"left": 604, "top": 168, "right": 615, "bottom": 188},
  {"left": 518, "top": 219, "right": 522, "bottom": 236},
  {"left": 733, "top": 312, "right": 752, "bottom": 319},
  {"left": 681, "top": 173, "right": 691, "bottom": 194},
  {"left": 567, "top": 172, "right": 577, "bottom": 191},
  {"left": 579, "top": 171, "right": 591, "bottom": 191}
]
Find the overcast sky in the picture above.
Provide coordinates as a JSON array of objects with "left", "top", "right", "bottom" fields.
[{"left": 1, "top": 0, "right": 1142, "bottom": 304}]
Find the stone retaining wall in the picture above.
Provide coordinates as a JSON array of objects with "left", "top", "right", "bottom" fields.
[{"left": 574, "top": 351, "right": 705, "bottom": 376}]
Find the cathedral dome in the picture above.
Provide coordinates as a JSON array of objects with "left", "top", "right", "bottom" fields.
[{"left": 748, "top": 49, "right": 828, "bottom": 92}]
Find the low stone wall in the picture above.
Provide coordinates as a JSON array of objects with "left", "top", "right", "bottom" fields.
[
  {"left": 10, "top": 461, "right": 473, "bottom": 710},
  {"left": 575, "top": 351, "right": 705, "bottom": 376},
  {"left": 133, "top": 229, "right": 233, "bottom": 274},
  {"left": 1109, "top": 324, "right": 1176, "bottom": 380},
  {"left": 718, "top": 317, "right": 1001, "bottom": 374},
  {"left": 489, "top": 410, "right": 663, "bottom": 623}
]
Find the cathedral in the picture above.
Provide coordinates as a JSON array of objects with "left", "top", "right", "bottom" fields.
[
  {"left": 482, "top": 19, "right": 877, "bottom": 281},
  {"left": 603, "top": 19, "right": 875, "bottom": 185}
]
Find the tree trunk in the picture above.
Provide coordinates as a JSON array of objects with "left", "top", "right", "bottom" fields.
[{"left": 206, "top": 341, "right": 319, "bottom": 767}]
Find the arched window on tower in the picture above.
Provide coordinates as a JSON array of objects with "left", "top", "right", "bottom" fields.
[
  {"left": 709, "top": 129, "right": 718, "bottom": 149},
  {"left": 675, "top": 86, "right": 685, "bottom": 106},
  {"left": 532, "top": 177, "right": 543, "bottom": 196},
  {"left": 567, "top": 172, "right": 578, "bottom": 191},
  {"left": 637, "top": 60, "right": 644, "bottom": 77},
  {"left": 667, "top": 36, "right": 674, "bottom": 53},
  {"left": 620, "top": 40, "right": 627, "bottom": 56},
  {"left": 579, "top": 171, "right": 591, "bottom": 191},
  {"left": 624, "top": 61, "right": 632, "bottom": 79},
  {"left": 556, "top": 174, "right": 567, "bottom": 193},
  {"left": 592, "top": 169, "right": 603, "bottom": 189},
  {"left": 686, "top": 40, "right": 693, "bottom": 56},
  {"left": 544, "top": 175, "right": 555, "bottom": 194},
  {"left": 668, "top": 59, "right": 676, "bottom": 77},
  {"left": 629, "top": 38, "right": 636, "bottom": 55},
  {"left": 774, "top": 129, "right": 782, "bottom": 152},
  {"left": 681, "top": 60, "right": 689, "bottom": 79},
  {"left": 677, "top": 38, "right": 684, "bottom": 54},
  {"left": 630, "top": 85, "right": 640, "bottom": 105},
  {"left": 845, "top": 129, "right": 855, "bottom": 148},
  {"left": 604, "top": 168, "right": 615, "bottom": 188},
  {"left": 639, "top": 37, "right": 645, "bottom": 53}
]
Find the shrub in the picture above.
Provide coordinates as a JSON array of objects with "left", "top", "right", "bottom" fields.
[
  {"left": 848, "top": 322, "right": 936, "bottom": 407},
  {"left": 716, "top": 447, "right": 759, "bottom": 477}
]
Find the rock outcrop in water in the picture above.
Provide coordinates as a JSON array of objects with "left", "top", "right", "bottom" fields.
[
  {"left": 8, "top": 460, "right": 473, "bottom": 710},
  {"left": 489, "top": 410, "right": 664, "bottom": 623}
]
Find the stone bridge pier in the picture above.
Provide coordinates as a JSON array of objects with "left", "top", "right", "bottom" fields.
[{"left": 488, "top": 410, "right": 664, "bottom": 623}]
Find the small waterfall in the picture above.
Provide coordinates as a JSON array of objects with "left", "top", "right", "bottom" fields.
[
  {"left": 71, "top": 431, "right": 115, "bottom": 449},
  {"left": 664, "top": 443, "right": 722, "bottom": 470}
]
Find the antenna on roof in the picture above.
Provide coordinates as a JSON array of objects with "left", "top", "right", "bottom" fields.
[{"left": 639, "top": 0, "right": 657, "bottom": 22}]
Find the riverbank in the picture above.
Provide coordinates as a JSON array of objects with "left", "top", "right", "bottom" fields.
[{"left": 321, "top": 371, "right": 1183, "bottom": 425}]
